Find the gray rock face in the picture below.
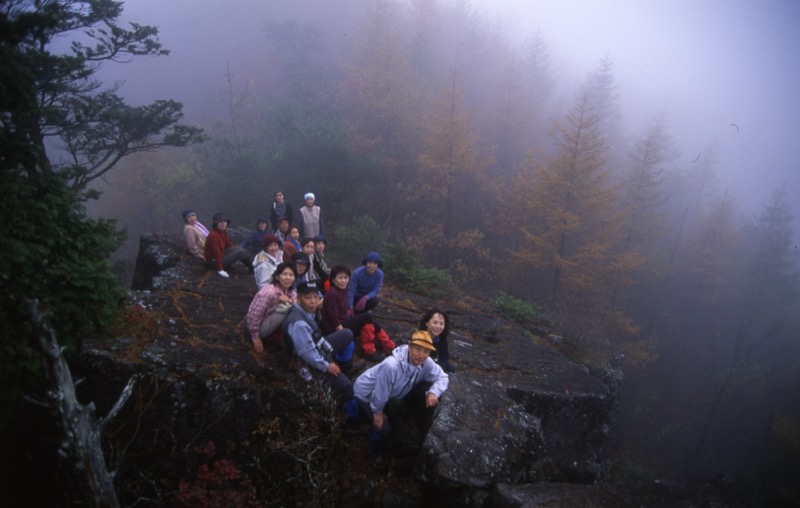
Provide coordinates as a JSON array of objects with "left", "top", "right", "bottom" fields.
[
  {"left": 417, "top": 329, "right": 619, "bottom": 487},
  {"left": 76, "top": 233, "right": 622, "bottom": 503}
]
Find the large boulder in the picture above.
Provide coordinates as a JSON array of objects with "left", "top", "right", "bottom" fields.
[
  {"left": 75, "top": 233, "right": 623, "bottom": 505},
  {"left": 417, "top": 328, "right": 619, "bottom": 487}
]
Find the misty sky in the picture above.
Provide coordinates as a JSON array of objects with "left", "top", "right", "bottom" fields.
[{"left": 107, "top": 0, "right": 800, "bottom": 229}]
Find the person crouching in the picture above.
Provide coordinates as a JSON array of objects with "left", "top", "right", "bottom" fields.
[{"left": 353, "top": 330, "right": 449, "bottom": 472}]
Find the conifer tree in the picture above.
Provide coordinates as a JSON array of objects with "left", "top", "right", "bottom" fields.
[
  {"left": 340, "top": 0, "right": 424, "bottom": 227},
  {"left": 416, "top": 66, "right": 487, "bottom": 266},
  {"left": 501, "top": 86, "right": 638, "bottom": 342},
  {"left": 1, "top": 0, "right": 205, "bottom": 198}
]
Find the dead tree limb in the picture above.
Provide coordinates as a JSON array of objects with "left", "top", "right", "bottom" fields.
[{"left": 26, "top": 298, "right": 123, "bottom": 508}]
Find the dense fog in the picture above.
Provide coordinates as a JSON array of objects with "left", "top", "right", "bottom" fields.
[{"left": 80, "top": 0, "right": 799, "bottom": 497}]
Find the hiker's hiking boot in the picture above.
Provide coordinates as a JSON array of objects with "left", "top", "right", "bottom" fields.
[
  {"left": 348, "top": 357, "right": 366, "bottom": 374},
  {"left": 297, "top": 365, "right": 312, "bottom": 382},
  {"left": 339, "top": 358, "right": 366, "bottom": 376},
  {"left": 371, "top": 453, "right": 388, "bottom": 473}
]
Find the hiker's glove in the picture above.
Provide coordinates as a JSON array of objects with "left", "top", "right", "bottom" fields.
[
  {"left": 218, "top": 270, "right": 229, "bottom": 278},
  {"left": 355, "top": 296, "right": 368, "bottom": 312}
]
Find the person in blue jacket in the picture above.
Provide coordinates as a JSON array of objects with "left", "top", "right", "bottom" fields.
[
  {"left": 283, "top": 280, "right": 363, "bottom": 420},
  {"left": 348, "top": 251, "right": 384, "bottom": 314},
  {"left": 241, "top": 217, "right": 270, "bottom": 256}
]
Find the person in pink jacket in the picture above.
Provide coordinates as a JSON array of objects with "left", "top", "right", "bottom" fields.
[{"left": 246, "top": 262, "right": 297, "bottom": 353}]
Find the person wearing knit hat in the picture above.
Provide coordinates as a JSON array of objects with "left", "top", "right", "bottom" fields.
[
  {"left": 241, "top": 216, "right": 271, "bottom": 257},
  {"left": 253, "top": 233, "right": 282, "bottom": 289},
  {"left": 203, "top": 212, "right": 253, "bottom": 278},
  {"left": 298, "top": 192, "right": 323, "bottom": 239},
  {"left": 353, "top": 329, "right": 449, "bottom": 472},
  {"left": 181, "top": 209, "right": 209, "bottom": 260},
  {"left": 290, "top": 251, "right": 314, "bottom": 285},
  {"left": 349, "top": 251, "right": 384, "bottom": 314}
]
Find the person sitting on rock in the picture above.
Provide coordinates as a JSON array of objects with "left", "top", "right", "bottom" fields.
[
  {"left": 359, "top": 322, "right": 396, "bottom": 363},
  {"left": 419, "top": 307, "right": 456, "bottom": 372},
  {"left": 274, "top": 216, "right": 290, "bottom": 245},
  {"left": 246, "top": 262, "right": 297, "bottom": 353},
  {"left": 241, "top": 217, "right": 271, "bottom": 257},
  {"left": 312, "top": 235, "right": 331, "bottom": 280},
  {"left": 353, "top": 330, "right": 449, "bottom": 472},
  {"left": 321, "top": 264, "right": 373, "bottom": 337},
  {"left": 300, "top": 237, "right": 323, "bottom": 283},
  {"left": 204, "top": 212, "right": 253, "bottom": 278},
  {"left": 253, "top": 234, "right": 282, "bottom": 289},
  {"left": 290, "top": 252, "right": 315, "bottom": 285},
  {"left": 181, "top": 209, "right": 209, "bottom": 260},
  {"left": 283, "top": 280, "right": 364, "bottom": 421},
  {"left": 348, "top": 251, "right": 384, "bottom": 314},
  {"left": 282, "top": 225, "right": 302, "bottom": 262}
]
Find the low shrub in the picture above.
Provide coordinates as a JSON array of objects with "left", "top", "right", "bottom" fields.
[
  {"left": 494, "top": 292, "right": 540, "bottom": 323},
  {"left": 330, "top": 215, "right": 385, "bottom": 267},
  {"left": 384, "top": 243, "right": 452, "bottom": 298}
]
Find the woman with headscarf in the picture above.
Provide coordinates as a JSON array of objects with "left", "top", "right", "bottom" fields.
[{"left": 298, "top": 192, "right": 323, "bottom": 239}]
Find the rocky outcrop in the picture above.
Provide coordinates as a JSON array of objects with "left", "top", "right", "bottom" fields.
[
  {"left": 74, "top": 233, "right": 623, "bottom": 506},
  {"left": 417, "top": 338, "right": 618, "bottom": 488}
]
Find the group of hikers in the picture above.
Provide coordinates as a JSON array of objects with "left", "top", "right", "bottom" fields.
[{"left": 181, "top": 190, "right": 455, "bottom": 471}]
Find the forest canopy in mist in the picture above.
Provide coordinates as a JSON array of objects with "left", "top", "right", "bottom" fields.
[{"left": 80, "top": 0, "right": 800, "bottom": 494}]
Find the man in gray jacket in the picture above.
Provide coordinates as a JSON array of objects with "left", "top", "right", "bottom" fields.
[{"left": 354, "top": 330, "right": 449, "bottom": 471}]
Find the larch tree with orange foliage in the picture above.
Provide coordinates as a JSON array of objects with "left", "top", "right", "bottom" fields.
[
  {"left": 415, "top": 65, "right": 489, "bottom": 270},
  {"left": 502, "top": 85, "right": 640, "bottom": 343}
]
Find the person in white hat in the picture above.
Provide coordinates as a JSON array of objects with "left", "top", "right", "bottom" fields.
[{"left": 298, "top": 192, "right": 323, "bottom": 239}]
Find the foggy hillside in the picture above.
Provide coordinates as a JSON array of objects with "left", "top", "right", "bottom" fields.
[{"left": 11, "top": 0, "right": 799, "bottom": 503}]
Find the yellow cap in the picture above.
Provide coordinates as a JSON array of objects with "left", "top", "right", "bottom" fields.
[{"left": 410, "top": 330, "right": 436, "bottom": 351}]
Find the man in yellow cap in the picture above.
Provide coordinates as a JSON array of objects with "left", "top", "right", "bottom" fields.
[{"left": 353, "top": 330, "right": 449, "bottom": 472}]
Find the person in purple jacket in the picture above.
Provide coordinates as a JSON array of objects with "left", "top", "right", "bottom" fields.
[{"left": 321, "top": 264, "right": 372, "bottom": 336}]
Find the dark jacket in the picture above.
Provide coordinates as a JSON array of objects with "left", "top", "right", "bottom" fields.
[
  {"left": 270, "top": 202, "right": 293, "bottom": 231},
  {"left": 320, "top": 284, "right": 349, "bottom": 334}
]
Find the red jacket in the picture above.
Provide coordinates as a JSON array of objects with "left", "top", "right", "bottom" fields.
[{"left": 204, "top": 229, "right": 232, "bottom": 270}]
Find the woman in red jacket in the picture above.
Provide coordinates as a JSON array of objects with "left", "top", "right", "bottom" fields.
[{"left": 204, "top": 212, "right": 252, "bottom": 278}]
